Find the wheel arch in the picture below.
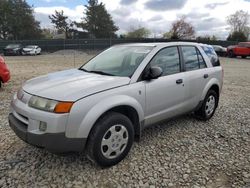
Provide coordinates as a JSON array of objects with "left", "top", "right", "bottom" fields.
[
  {"left": 91, "top": 105, "right": 141, "bottom": 140},
  {"left": 75, "top": 95, "right": 144, "bottom": 139},
  {"left": 201, "top": 79, "right": 220, "bottom": 101}
]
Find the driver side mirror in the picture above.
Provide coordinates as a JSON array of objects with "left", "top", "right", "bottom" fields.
[{"left": 143, "top": 66, "right": 163, "bottom": 80}]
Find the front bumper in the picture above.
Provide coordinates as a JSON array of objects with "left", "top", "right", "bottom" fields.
[
  {"left": 9, "top": 91, "right": 87, "bottom": 153},
  {"left": 2, "top": 71, "right": 10, "bottom": 83},
  {"left": 9, "top": 113, "right": 86, "bottom": 153}
]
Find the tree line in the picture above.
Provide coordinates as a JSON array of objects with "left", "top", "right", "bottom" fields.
[{"left": 0, "top": 0, "right": 249, "bottom": 41}]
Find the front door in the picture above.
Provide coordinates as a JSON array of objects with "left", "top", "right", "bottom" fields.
[{"left": 144, "top": 46, "right": 187, "bottom": 126}]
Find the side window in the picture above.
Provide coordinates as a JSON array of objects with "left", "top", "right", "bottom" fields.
[
  {"left": 201, "top": 46, "right": 220, "bottom": 67},
  {"left": 182, "top": 46, "right": 199, "bottom": 71},
  {"left": 196, "top": 49, "right": 207, "bottom": 69},
  {"left": 150, "top": 47, "right": 180, "bottom": 77}
]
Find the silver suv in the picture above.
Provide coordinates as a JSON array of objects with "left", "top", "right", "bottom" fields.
[{"left": 9, "top": 42, "right": 223, "bottom": 167}]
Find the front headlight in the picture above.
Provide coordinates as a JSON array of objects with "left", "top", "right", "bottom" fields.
[{"left": 28, "top": 96, "right": 74, "bottom": 113}]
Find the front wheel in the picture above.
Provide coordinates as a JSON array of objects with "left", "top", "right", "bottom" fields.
[
  {"left": 195, "top": 90, "right": 218, "bottom": 121},
  {"left": 228, "top": 50, "right": 235, "bottom": 58},
  {"left": 86, "top": 112, "right": 134, "bottom": 167}
]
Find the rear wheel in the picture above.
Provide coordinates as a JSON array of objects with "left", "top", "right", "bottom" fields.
[
  {"left": 86, "top": 112, "right": 134, "bottom": 167},
  {"left": 195, "top": 90, "right": 218, "bottom": 121}
]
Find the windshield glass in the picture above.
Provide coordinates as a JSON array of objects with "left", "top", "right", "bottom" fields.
[
  {"left": 26, "top": 45, "right": 36, "bottom": 48},
  {"left": 80, "top": 46, "right": 154, "bottom": 77},
  {"left": 7, "top": 44, "right": 20, "bottom": 48}
]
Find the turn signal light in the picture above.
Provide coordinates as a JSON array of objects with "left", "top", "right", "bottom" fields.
[{"left": 54, "top": 102, "right": 74, "bottom": 113}]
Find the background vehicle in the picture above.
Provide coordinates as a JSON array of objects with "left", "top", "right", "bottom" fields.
[
  {"left": 0, "top": 56, "right": 10, "bottom": 88},
  {"left": 212, "top": 45, "right": 227, "bottom": 57},
  {"left": 227, "top": 42, "right": 250, "bottom": 58},
  {"left": 3, "top": 44, "right": 23, "bottom": 56},
  {"left": 9, "top": 42, "right": 223, "bottom": 167},
  {"left": 22, "top": 45, "right": 42, "bottom": 55}
]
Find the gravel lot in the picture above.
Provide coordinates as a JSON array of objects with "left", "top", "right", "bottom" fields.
[{"left": 0, "top": 53, "right": 249, "bottom": 187}]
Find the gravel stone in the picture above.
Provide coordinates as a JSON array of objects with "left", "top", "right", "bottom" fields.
[{"left": 0, "top": 55, "right": 249, "bottom": 187}]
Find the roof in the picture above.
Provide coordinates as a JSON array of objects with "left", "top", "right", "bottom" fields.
[{"left": 115, "top": 41, "right": 205, "bottom": 47}]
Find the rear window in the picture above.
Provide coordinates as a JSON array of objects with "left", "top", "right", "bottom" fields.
[{"left": 201, "top": 46, "right": 220, "bottom": 67}]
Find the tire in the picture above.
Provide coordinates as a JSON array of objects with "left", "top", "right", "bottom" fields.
[
  {"left": 86, "top": 112, "right": 134, "bottom": 167},
  {"left": 0, "top": 80, "right": 2, "bottom": 88},
  {"left": 195, "top": 90, "right": 218, "bottom": 121},
  {"left": 241, "top": 56, "right": 247, "bottom": 59},
  {"left": 228, "top": 50, "right": 235, "bottom": 58}
]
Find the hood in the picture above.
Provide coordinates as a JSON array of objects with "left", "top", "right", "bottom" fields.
[
  {"left": 227, "top": 45, "right": 236, "bottom": 50},
  {"left": 23, "top": 48, "right": 34, "bottom": 51},
  {"left": 23, "top": 69, "right": 130, "bottom": 101}
]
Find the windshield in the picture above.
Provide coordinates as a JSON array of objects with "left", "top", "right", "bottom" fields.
[
  {"left": 26, "top": 45, "right": 36, "bottom": 48},
  {"left": 7, "top": 44, "right": 21, "bottom": 48},
  {"left": 80, "top": 46, "right": 154, "bottom": 77}
]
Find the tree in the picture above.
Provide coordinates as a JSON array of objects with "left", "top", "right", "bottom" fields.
[
  {"left": 82, "top": 0, "right": 118, "bottom": 38},
  {"left": 0, "top": 0, "right": 42, "bottom": 40},
  {"left": 227, "top": 10, "right": 250, "bottom": 41},
  {"left": 49, "top": 10, "right": 71, "bottom": 39},
  {"left": 227, "top": 31, "right": 247, "bottom": 42},
  {"left": 126, "top": 27, "right": 151, "bottom": 38},
  {"left": 168, "top": 17, "right": 195, "bottom": 39}
]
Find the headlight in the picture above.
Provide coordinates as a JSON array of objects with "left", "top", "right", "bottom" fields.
[{"left": 28, "top": 96, "right": 74, "bottom": 113}]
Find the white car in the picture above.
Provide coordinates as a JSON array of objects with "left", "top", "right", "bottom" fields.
[
  {"left": 9, "top": 42, "right": 223, "bottom": 167},
  {"left": 22, "top": 45, "right": 41, "bottom": 55}
]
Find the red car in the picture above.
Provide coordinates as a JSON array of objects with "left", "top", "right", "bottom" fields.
[
  {"left": 227, "top": 42, "right": 250, "bottom": 58},
  {"left": 0, "top": 56, "right": 10, "bottom": 87}
]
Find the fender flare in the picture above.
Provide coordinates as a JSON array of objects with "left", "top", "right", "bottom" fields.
[
  {"left": 201, "top": 78, "right": 220, "bottom": 100},
  {"left": 76, "top": 95, "right": 144, "bottom": 138}
]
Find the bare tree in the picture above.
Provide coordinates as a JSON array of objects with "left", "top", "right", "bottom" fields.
[
  {"left": 227, "top": 10, "right": 249, "bottom": 33},
  {"left": 227, "top": 10, "right": 250, "bottom": 41},
  {"left": 168, "top": 17, "right": 195, "bottom": 39}
]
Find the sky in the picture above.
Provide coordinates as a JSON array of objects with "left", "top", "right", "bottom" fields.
[{"left": 26, "top": 0, "right": 250, "bottom": 39}]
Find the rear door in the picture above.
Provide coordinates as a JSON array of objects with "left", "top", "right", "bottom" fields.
[
  {"left": 144, "top": 46, "right": 187, "bottom": 125},
  {"left": 180, "top": 46, "right": 209, "bottom": 111}
]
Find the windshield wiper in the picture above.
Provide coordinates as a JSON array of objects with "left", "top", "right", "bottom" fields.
[{"left": 79, "top": 68, "right": 114, "bottom": 76}]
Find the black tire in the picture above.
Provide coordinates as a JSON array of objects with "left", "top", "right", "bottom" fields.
[
  {"left": 228, "top": 50, "right": 235, "bottom": 58},
  {"left": 86, "top": 112, "right": 134, "bottom": 167},
  {"left": 0, "top": 80, "right": 2, "bottom": 88},
  {"left": 195, "top": 90, "right": 218, "bottom": 121},
  {"left": 241, "top": 56, "right": 247, "bottom": 59}
]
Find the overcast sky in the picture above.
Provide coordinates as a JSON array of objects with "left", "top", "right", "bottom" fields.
[{"left": 27, "top": 0, "right": 250, "bottom": 39}]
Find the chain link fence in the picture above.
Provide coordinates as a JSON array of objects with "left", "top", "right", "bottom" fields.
[{"left": 0, "top": 38, "right": 238, "bottom": 54}]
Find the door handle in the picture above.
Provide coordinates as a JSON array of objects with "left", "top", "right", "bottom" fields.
[
  {"left": 204, "top": 74, "right": 209, "bottom": 79},
  {"left": 176, "top": 79, "right": 183, "bottom": 84}
]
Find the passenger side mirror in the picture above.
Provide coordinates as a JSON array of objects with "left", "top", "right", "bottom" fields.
[{"left": 143, "top": 66, "right": 163, "bottom": 80}]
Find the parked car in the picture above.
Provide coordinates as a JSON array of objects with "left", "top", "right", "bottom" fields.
[
  {"left": 3, "top": 44, "right": 23, "bottom": 56},
  {"left": 227, "top": 42, "right": 250, "bottom": 58},
  {"left": 22, "top": 45, "right": 41, "bottom": 55},
  {"left": 9, "top": 42, "right": 223, "bottom": 167},
  {"left": 0, "top": 56, "right": 10, "bottom": 88},
  {"left": 212, "top": 45, "right": 227, "bottom": 57}
]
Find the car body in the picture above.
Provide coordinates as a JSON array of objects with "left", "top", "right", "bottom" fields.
[
  {"left": 3, "top": 44, "right": 23, "bottom": 56},
  {"left": 212, "top": 45, "right": 227, "bottom": 57},
  {"left": 9, "top": 42, "right": 223, "bottom": 166},
  {"left": 22, "top": 45, "right": 41, "bottom": 55},
  {"left": 0, "top": 56, "right": 10, "bottom": 87},
  {"left": 227, "top": 42, "right": 250, "bottom": 58}
]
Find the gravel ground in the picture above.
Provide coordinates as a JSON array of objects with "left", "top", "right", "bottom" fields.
[{"left": 0, "top": 54, "right": 249, "bottom": 187}]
